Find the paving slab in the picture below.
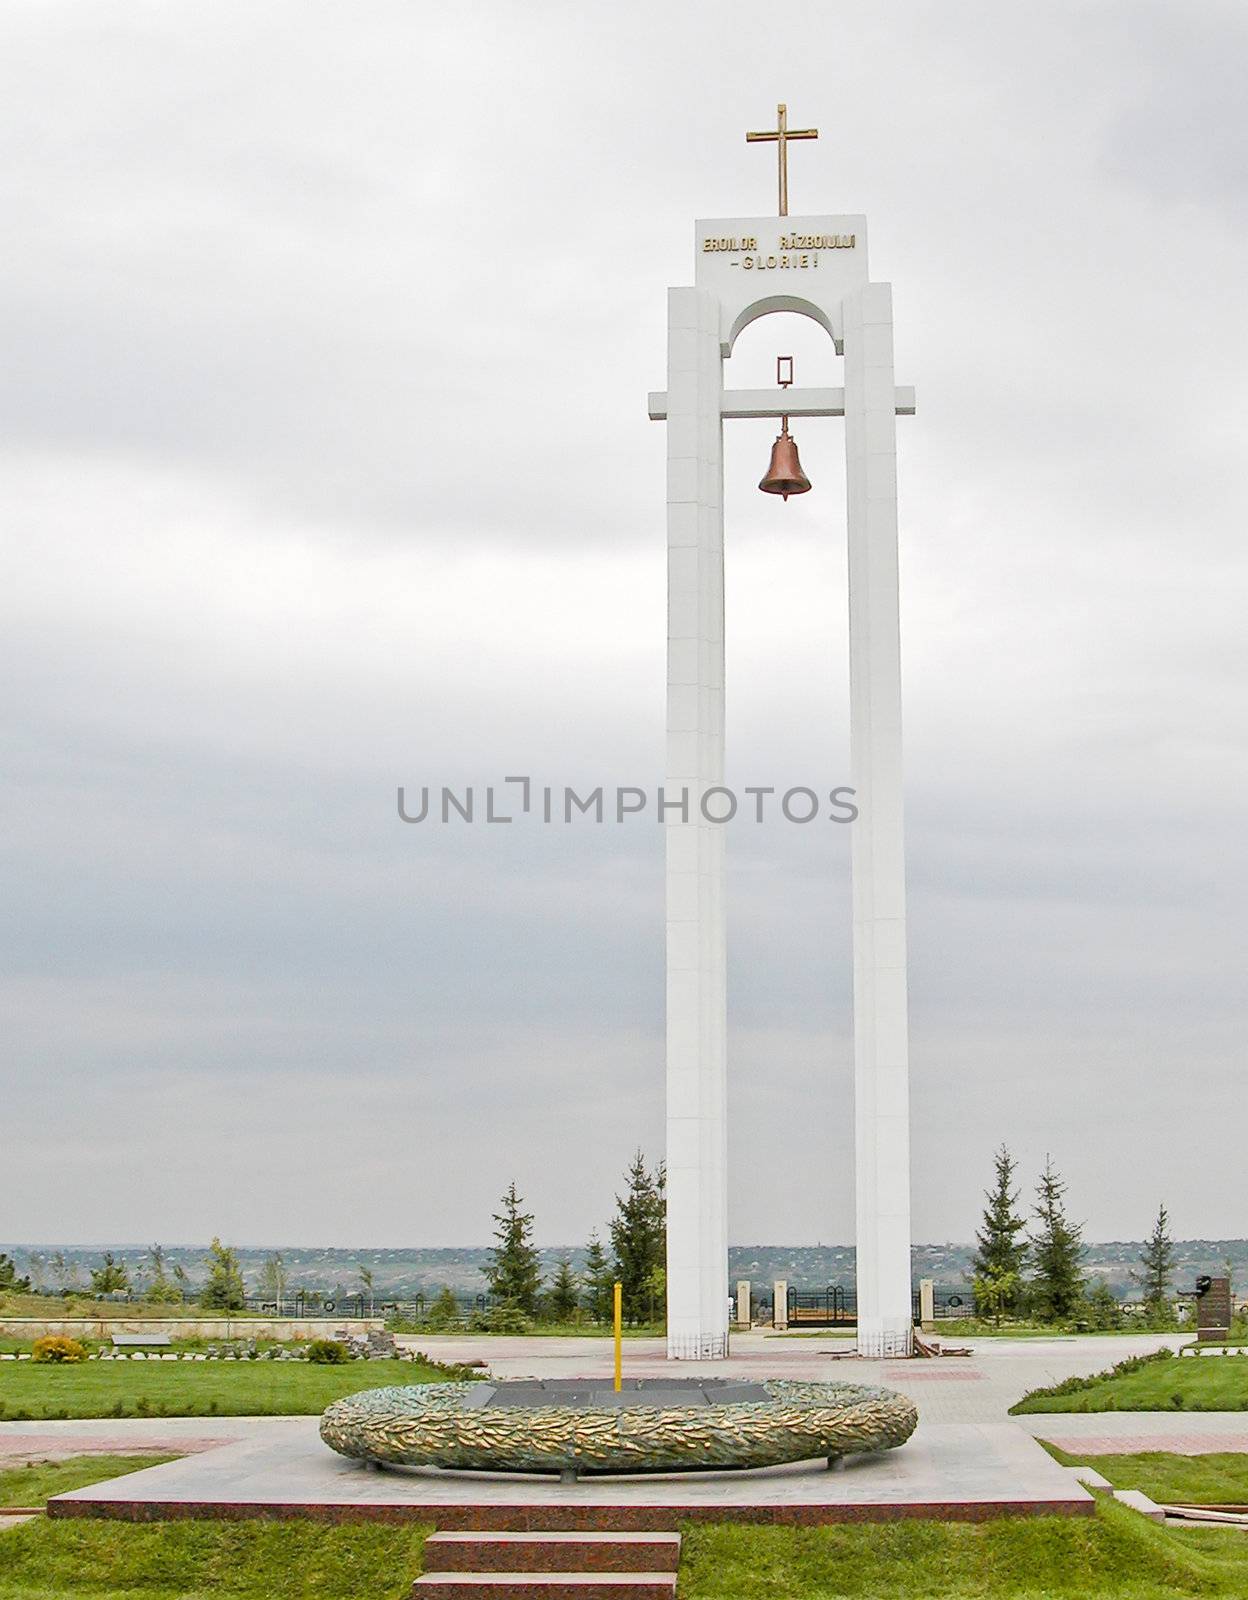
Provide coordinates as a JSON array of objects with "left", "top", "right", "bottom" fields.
[
  {"left": 0, "top": 1416, "right": 251, "bottom": 1464},
  {"left": 47, "top": 1416, "right": 1090, "bottom": 1528},
  {"left": 1017, "top": 1411, "right": 1248, "bottom": 1455}
]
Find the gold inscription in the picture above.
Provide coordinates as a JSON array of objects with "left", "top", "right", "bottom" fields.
[{"left": 699, "top": 232, "right": 855, "bottom": 269}]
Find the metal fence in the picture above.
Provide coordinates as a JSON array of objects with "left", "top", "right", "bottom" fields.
[
  {"left": 250, "top": 1290, "right": 978, "bottom": 1329},
  {"left": 241, "top": 1293, "right": 497, "bottom": 1323},
  {"left": 81, "top": 1287, "right": 980, "bottom": 1327},
  {"left": 774, "top": 1285, "right": 974, "bottom": 1328}
]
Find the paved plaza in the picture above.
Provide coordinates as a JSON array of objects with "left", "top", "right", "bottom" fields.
[
  {"left": 392, "top": 1330, "right": 1190, "bottom": 1425},
  {"left": 4, "top": 1330, "right": 1239, "bottom": 1530},
  {"left": 4, "top": 1331, "right": 1241, "bottom": 1529},
  {"left": 44, "top": 1417, "right": 1091, "bottom": 1528}
]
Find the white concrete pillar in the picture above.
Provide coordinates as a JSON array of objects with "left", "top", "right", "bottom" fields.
[
  {"left": 664, "top": 285, "right": 729, "bottom": 1361},
  {"left": 844, "top": 282, "right": 914, "bottom": 1359}
]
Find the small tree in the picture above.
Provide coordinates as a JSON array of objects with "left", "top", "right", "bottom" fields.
[
  {"left": 1087, "top": 1279, "right": 1123, "bottom": 1330},
  {"left": 50, "top": 1251, "right": 70, "bottom": 1293},
  {"left": 973, "top": 1266, "right": 1020, "bottom": 1327},
  {"left": 199, "top": 1238, "right": 246, "bottom": 1311},
  {"left": 581, "top": 1231, "right": 615, "bottom": 1324},
  {"left": 0, "top": 1252, "right": 31, "bottom": 1292},
  {"left": 257, "top": 1253, "right": 288, "bottom": 1307},
  {"left": 545, "top": 1257, "right": 580, "bottom": 1324},
  {"left": 1028, "top": 1156, "right": 1085, "bottom": 1323},
  {"left": 358, "top": 1264, "right": 375, "bottom": 1315},
  {"left": 1133, "top": 1203, "right": 1176, "bottom": 1325},
  {"left": 146, "top": 1244, "right": 181, "bottom": 1304},
  {"left": 89, "top": 1251, "right": 130, "bottom": 1296},
  {"left": 610, "top": 1152, "right": 667, "bottom": 1325},
  {"left": 971, "top": 1146, "right": 1028, "bottom": 1318},
  {"left": 427, "top": 1285, "right": 460, "bottom": 1327},
  {"left": 484, "top": 1182, "right": 542, "bottom": 1314}
]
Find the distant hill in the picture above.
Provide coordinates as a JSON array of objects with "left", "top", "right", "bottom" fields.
[{"left": 5, "top": 1240, "right": 1247, "bottom": 1301}]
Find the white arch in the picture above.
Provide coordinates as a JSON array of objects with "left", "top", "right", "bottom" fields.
[{"left": 725, "top": 293, "right": 844, "bottom": 357}]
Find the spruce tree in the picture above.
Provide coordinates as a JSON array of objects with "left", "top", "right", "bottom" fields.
[
  {"left": 581, "top": 1231, "right": 615, "bottom": 1323},
  {"left": 89, "top": 1251, "right": 131, "bottom": 1296},
  {"left": 484, "top": 1181, "right": 542, "bottom": 1314},
  {"left": 545, "top": 1257, "right": 580, "bottom": 1323},
  {"left": 146, "top": 1243, "right": 181, "bottom": 1304},
  {"left": 610, "top": 1152, "right": 666, "bottom": 1324},
  {"left": 427, "top": 1285, "right": 460, "bottom": 1327},
  {"left": 1028, "top": 1156, "right": 1085, "bottom": 1322},
  {"left": 1087, "top": 1279, "right": 1123, "bottom": 1330},
  {"left": 199, "top": 1238, "right": 246, "bottom": 1310},
  {"left": 1133, "top": 1203, "right": 1176, "bottom": 1324},
  {"left": 358, "top": 1264, "right": 375, "bottom": 1314},
  {"left": 971, "top": 1145, "right": 1028, "bottom": 1319}
]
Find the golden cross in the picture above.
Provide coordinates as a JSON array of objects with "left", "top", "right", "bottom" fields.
[{"left": 746, "top": 102, "right": 818, "bottom": 217}]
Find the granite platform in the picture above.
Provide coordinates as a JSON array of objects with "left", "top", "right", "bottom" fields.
[{"left": 48, "top": 1416, "right": 1092, "bottom": 1529}]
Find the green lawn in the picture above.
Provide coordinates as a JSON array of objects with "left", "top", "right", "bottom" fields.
[
  {"left": 1045, "top": 1446, "right": 1248, "bottom": 1506},
  {"left": 0, "top": 1358, "right": 459, "bottom": 1420},
  {"left": 2, "top": 1498, "right": 1247, "bottom": 1598},
  {"left": 926, "top": 1321, "right": 1178, "bottom": 1341},
  {"left": 0, "top": 1456, "right": 177, "bottom": 1509},
  {"left": 0, "top": 1519, "right": 427, "bottom": 1600},
  {"left": 680, "top": 1498, "right": 1248, "bottom": 1598},
  {"left": 1012, "top": 1353, "right": 1248, "bottom": 1414}
]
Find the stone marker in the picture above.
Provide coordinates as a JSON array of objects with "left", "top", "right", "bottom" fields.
[{"left": 1196, "top": 1276, "right": 1232, "bottom": 1343}]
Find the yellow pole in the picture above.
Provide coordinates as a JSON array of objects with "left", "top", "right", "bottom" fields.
[{"left": 613, "top": 1281, "right": 623, "bottom": 1392}]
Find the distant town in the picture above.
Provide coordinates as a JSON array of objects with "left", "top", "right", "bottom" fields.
[{"left": 4, "top": 1240, "right": 1245, "bottom": 1302}]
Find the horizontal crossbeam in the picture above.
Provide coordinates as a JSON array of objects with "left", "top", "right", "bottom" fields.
[{"left": 647, "top": 386, "right": 915, "bottom": 421}]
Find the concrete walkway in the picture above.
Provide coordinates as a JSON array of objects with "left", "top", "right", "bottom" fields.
[
  {"left": 1015, "top": 1411, "right": 1248, "bottom": 1456},
  {"left": 400, "top": 1330, "right": 1189, "bottom": 1424},
  {"left": 1, "top": 1331, "right": 1224, "bottom": 1466},
  {"left": 0, "top": 1416, "right": 249, "bottom": 1465}
]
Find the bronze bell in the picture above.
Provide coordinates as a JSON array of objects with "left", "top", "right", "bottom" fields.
[{"left": 759, "top": 417, "right": 811, "bottom": 500}]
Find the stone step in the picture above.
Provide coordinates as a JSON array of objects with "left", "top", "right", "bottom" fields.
[
  {"left": 423, "top": 1531, "right": 682, "bottom": 1574},
  {"left": 411, "top": 1576, "right": 677, "bottom": 1600}
]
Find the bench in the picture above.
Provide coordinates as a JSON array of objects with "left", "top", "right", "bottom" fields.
[{"left": 111, "top": 1333, "right": 173, "bottom": 1348}]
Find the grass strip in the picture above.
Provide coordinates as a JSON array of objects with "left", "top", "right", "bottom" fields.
[
  {"left": 0, "top": 1456, "right": 177, "bottom": 1509},
  {"left": 0, "top": 1357, "right": 457, "bottom": 1420}
]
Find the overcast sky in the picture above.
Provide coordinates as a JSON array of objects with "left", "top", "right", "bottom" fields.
[{"left": 3, "top": 1, "right": 1246, "bottom": 1252}]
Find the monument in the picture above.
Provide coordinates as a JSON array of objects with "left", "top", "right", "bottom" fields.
[
  {"left": 650, "top": 107, "right": 916, "bottom": 1360},
  {"left": 321, "top": 1378, "right": 917, "bottom": 1480}
]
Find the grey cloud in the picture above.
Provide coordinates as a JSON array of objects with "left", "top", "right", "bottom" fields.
[{"left": 2, "top": 0, "right": 1246, "bottom": 1247}]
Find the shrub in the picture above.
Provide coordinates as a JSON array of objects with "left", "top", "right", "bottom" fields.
[
  {"left": 484, "top": 1302, "right": 532, "bottom": 1335},
  {"left": 411, "top": 1352, "right": 488, "bottom": 1381},
  {"left": 426, "top": 1286, "right": 462, "bottom": 1329},
  {"left": 31, "top": 1335, "right": 87, "bottom": 1364},
  {"left": 465, "top": 1301, "right": 531, "bottom": 1335},
  {"left": 306, "top": 1339, "right": 351, "bottom": 1364}
]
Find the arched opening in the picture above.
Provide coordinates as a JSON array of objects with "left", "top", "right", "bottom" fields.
[
  {"left": 726, "top": 294, "right": 843, "bottom": 357},
  {"left": 720, "top": 309, "right": 854, "bottom": 1250}
]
